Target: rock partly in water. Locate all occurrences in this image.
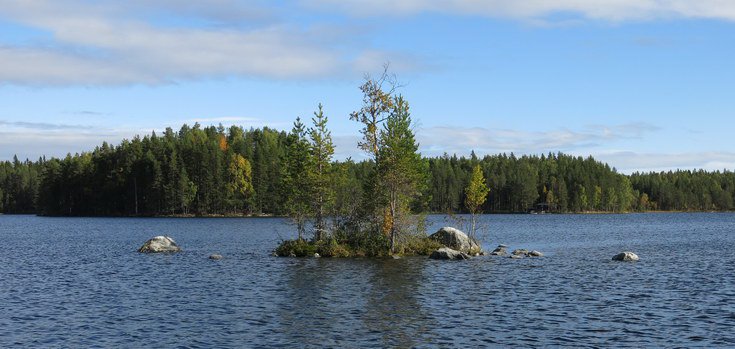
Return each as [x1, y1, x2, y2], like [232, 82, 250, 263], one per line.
[429, 247, 470, 260]
[429, 227, 482, 254]
[138, 236, 181, 253]
[314, 253, 321, 258]
[612, 251, 639, 261]
[209, 254, 223, 260]
[490, 245, 508, 256]
[529, 250, 544, 257]
[509, 254, 523, 259]
[512, 249, 530, 257]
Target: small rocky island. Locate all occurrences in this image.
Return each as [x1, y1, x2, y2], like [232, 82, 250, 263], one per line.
[138, 236, 181, 253]
[612, 251, 639, 261]
[428, 227, 483, 260]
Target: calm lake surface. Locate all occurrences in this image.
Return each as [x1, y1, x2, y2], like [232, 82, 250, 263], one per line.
[1, 213, 734, 348]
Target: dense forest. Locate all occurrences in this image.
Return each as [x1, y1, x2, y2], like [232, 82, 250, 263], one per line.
[1, 125, 734, 216]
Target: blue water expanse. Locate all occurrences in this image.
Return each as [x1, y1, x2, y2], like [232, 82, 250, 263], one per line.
[1, 213, 734, 347]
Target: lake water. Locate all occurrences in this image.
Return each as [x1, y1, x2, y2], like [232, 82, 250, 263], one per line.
[1, 213, 734, 348]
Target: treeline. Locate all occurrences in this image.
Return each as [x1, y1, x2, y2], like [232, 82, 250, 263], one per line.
[630, 170, 735, 211]
[3, 135, 734, 216]
[36, 125, 285, 216]
[430, 152, 637, 213]
[0, 156, 40, 214]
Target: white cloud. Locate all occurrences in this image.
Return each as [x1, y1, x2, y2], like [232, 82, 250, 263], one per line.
[408, 122, 735, 173]
[592, 151, 735, 173]
[0, 128, 143, 160]
[0, 0, 416, 85]
[304, 0, 735, 22]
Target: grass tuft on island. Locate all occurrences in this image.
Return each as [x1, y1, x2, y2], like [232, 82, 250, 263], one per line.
[275, 235, 444, 258]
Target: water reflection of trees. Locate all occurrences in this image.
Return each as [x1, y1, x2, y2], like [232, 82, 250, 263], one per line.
[276, 258, 339, 347]
[362, 257, 436, 348]
[276, 257, 436, 348]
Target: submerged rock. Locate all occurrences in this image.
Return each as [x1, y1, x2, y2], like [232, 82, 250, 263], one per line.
[429, 227, 482, 254]
[138, 236, 181, 253]
[429, 247, 470, 260]
[509, 254, 523, 259]
[209, 254, 223, 260]
[612, 251, 639, 262]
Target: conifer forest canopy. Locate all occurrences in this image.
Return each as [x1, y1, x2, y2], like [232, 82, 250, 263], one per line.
[1, 123, 734, 216]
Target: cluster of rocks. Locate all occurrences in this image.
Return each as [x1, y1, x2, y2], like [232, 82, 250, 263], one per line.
[488, 244, 543, 259]
[426, 227, 550, 261]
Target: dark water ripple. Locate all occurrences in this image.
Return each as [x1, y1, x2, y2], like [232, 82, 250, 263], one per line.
[1, 213, 734, 347]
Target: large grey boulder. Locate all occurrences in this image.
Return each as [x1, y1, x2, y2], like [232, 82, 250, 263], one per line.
[429, 227, 482, 254]
[429, 247, 470, 260]
[138, 236, 181, 253]
[612, 251, 639, 261]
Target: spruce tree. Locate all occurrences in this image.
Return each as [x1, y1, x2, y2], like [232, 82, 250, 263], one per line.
[308, 104, 335, 241]
[377, 96, 426, 253]
[283, 117, 313, 240]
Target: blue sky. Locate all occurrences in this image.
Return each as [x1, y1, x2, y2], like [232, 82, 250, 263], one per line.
[1, 0, 734, 173]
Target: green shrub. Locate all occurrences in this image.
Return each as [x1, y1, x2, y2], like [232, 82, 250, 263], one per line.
[275, 239, 316, 257]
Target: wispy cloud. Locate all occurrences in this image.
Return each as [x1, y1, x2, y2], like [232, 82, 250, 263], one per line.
[416, 122, 660, 156]
[304, 0, 735, 22]
[62, 110, 112, 117]
[0, 120, 93, 130]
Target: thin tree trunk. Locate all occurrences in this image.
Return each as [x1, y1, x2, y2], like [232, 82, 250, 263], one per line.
[134, 177, 138, 215]
[389, 191, 396, 254]
[470, 213, 476, 240]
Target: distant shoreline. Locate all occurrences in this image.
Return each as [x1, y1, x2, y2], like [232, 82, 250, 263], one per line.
[2, 210, 732, 218]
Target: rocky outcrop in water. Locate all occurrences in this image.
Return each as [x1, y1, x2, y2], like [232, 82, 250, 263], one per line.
[512, 248, 529, 256]
[209, 254, 223, 260]
[138, 236, 181, 253]
[490, 244, 508, 256]
[612, 251, 639, 261]
[429, 227, 482, 254]
[503, 248, 543, 258]
[429, 247, 470, 260]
